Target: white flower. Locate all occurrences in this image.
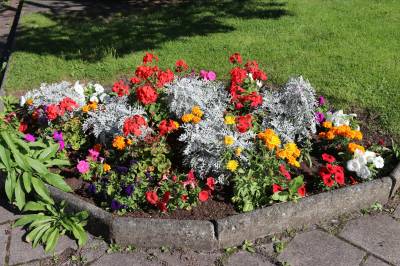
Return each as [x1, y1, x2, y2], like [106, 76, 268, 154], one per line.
[90, 95, 99, 103]
[99, 93, 110, 103]
[347, 159, 361, 173]
[20, 96, 26, 107]
[373, 156, 384, 169]
[326, 110, 357, 127]
[73, 81, 85, 96]
[248, 73, 254, 81]
[364, 150, 376, 163]
[94, 84, 104, 94]
[256, 80, 263, 88]
[359, 165, 371, 179]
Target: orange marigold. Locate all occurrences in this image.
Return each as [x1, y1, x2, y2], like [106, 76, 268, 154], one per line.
[348, 142, 365, 153]
[112, 136, 126, 150]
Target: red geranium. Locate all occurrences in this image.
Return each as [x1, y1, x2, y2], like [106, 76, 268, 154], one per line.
[272, 184, 283, 193]
[298, 184, 306, 197]
[123, 115, 147, 136]
[175, 59, 189, 72]
[239, 92, 263, 108]
[206, 177, 215, 191]
[156, 69, 174, 88]
[158, 119, 178, 136]
[46, 104, 60, 121]
[198, 190, 209, 202]
[146, 191, 158, 205]
[182, 170, 197, 189]
[229, 53, 242, 64]
[230, 67, 247, 85]
[112, 80, 130, 97]
[130, 76, 141, 84]
[236, 114, 252, 133]
[319, 163, 345, 187]
[135, 65, 154, 80]
[59, 97, 78, 114]
[321, 153, 336, 163]
[157, 201, 167, 212]
[18, 122, 28, 133]
[136, 85, 158, 105]
[143, 52, 158, 64]
[244, 60, 259, 73]
[279, 164, 291, 180]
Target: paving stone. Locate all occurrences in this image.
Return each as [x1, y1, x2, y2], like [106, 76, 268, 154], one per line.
[1, 223, 10, 266]
[0, 201, 20, 224]
[255, 242, 275, 258]
[91, 252, 162, 266]
[8, 226, 77, 265]
[393, 205, 400, 219]
[277, 230, 365, 266]
[153, 249, 221, 266]
[79, 235, 108, 263]
[363, 255, 390, 266]
[339, 214, 400, 265]
[227, 251, 275, 266]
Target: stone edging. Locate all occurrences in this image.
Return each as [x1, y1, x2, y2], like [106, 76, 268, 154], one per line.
[43, 162, 400, 251]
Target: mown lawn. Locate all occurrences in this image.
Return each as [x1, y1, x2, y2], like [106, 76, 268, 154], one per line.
[4, 0, 400, 137]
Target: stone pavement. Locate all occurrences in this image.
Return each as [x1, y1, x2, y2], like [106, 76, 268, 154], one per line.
[1, 194, 400, 266]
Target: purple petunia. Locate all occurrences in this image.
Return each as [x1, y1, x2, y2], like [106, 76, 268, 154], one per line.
[318, 96, 325, 106]
[24, 134, 36, 142]
[123, 184, 135, 196]
[53, 130, 65, 151]
[315, 112, 325, 124]
[111, 199, 122, 211]
[87, 183, 96, 194]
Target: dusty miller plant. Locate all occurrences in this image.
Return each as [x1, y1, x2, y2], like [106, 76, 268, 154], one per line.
[259, 76, 317, 144]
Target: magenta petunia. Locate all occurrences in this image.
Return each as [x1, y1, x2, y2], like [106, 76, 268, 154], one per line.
[77, 160, 90, 174]
[88, 149, 99, 161]
[24, 134, 36, 142]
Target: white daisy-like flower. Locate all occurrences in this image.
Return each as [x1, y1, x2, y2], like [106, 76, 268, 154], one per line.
[90, 95, 99, 103]
[373, 156, 384, 169]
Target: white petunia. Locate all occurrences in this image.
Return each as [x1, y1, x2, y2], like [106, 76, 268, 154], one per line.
[326, 110, 357, 127]
[373, 156, 384, 169]
[94, 84, 104, 94]
[99, 93, 110, 103]
[364, 150, 376, 163]
[90, 95, 99, 103]
[359, 165, 371, 179]
[347, 159, 361, 173]
[20, 96, 26, 107]
[73, 81, 85, 96]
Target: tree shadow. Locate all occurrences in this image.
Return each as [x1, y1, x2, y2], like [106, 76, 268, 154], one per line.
[15, 0, 292, 62]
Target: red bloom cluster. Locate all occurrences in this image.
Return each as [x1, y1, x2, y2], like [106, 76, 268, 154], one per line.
[229, 52, 242, 64]
[235, 114, 252, 133]
[146, 190, 171, 212]
[199, 177, 216, 202]
[143, 52, 158, 64]
[123, 115, 147, 136]
[46, 104, 61, 121]
[279, 164, 291, 180]
[112, 80, 130, 97]
[319, 163, 345, 187]
[156, 69, 174, 88]
[175, 59, 189, 72]
[158, 119, 178, 136]
[136, 85, 158, 105]
[59, 97, 78, 114]
[19, 122, 28, 133]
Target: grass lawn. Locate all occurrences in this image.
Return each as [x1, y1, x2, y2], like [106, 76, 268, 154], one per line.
[4, 0, 400, 137]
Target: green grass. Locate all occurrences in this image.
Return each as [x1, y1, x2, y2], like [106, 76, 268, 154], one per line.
[4, 0, 400, 137]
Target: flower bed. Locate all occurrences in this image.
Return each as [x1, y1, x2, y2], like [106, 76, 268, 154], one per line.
[1, 52, 399, 223]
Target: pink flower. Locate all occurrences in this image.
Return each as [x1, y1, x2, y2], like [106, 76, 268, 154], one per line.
[24, 134, 36, 142]
[77, 160, 90, 174]
[200, 70, 216, 81]
[87, 149, 99, 161]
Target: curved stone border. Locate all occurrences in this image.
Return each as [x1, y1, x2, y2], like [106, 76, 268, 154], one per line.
[42, 162, 400, 251]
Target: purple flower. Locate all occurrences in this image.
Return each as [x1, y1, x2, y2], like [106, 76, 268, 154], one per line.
[318, 96, 325, 106]
[77, 160, 90, 174]
[315, 112, 325, 123]
[58, 140, 65, 151]
[123, 184, 134, 196]
[87, 183, 96, 194]
[129, 159, 138, 165]
[53, 131, 63, 142]
[111, 199, 122, 211]
[24, 134, 36, 142]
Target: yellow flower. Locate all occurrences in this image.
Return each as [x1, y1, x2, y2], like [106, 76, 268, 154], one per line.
[322, 121, 332, 129]
[181, 113, 194, 123]
[126, 139, 133, 145]
[276, 148, 288, 159]
[326, 131, 335, 140]
[103, 163, 111, 172]
[354, 130, 363, 140]
[173, 121, 180, 129]
[348, 142, 365, 153]
[82, 105, 90, 113]
[224, 136, 235, 146]
[191, 106, 203, 118]
[235, 147, 242, 156]
[224, 115, 236, 125]
[284, 143, 301, 158]
[112, 136, 126, 150]
[192, 116, 202, 124]
[226, 160, 239, 172]
[26, 99, 33, 105]
[288, 156, 300, 168]
[258, 129, 281, 150]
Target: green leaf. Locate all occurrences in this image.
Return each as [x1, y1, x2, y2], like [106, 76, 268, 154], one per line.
[23, 201, 46, 212]
[14, 214, 46, 227]
[71, 223, 87, 247]
[26, 157, 48, 175]
[42, 173, 72, 192]
[0, 143, 11, 170]
[31, 177, 54, 204]
[44, 159, 70, 167]
[289, 176, 304, 195]
[14, 178, 26, 210]
[26, 223, 48, 243]
[22, 172, 32, 193]
[5, 173, 14, 201]
[12, 150, 31, 172]
[32, 224, 52, 248]
[38, 144, 59, 161]
[45, 229, 60, 253]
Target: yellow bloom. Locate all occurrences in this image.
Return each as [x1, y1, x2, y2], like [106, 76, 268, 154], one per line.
[258, 129, 281, 150]
[224, 115, 236, 125]
[348, 142, 365, 153]
[103, 163, 111, 172]
[354, 130, 363, 140]
[235, 147, 242, 156]
[288, 156, 300, 168]
[192, 116, 202, 124]
[173, 121, 180, 129]
[226, 160, 239, 172]
[112, 136, 126, 150]
[191, 106, 203, 118]
[181, 113, 194, 123]
[322, 121, 332, 129]
[82, 105, 90, 113]
[89, 101, 98, 110]
[224, 136, 235, 146]
[284, 143, 301, 158]
[126, 139, 133, 145]
[276, 148, 288, 159]
[26, 99, 33, 105]
[326, 131, 335, 140]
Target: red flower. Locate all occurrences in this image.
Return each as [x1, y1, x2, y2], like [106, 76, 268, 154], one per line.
[298, 184, 306, 197]
[253, 69, 267, 81]
[46, 104, 60, 121]
[321, 153, 336, 163]
[135, 65, 154, 80]
[136, 85, 158, 105]
[123, 115, 147, 136]
[279, 164, 291, 180]
[244, 60, 259, 73]
[235, 102, 244, 110]
[182, 169, 197, 189]
[156, 69, 174, 88]
[378, 139, 385, 146]
[240, 92, 263, 108]
[206, 177, 215, 191]
[229, 53, 242, 64]
[143, 52, 158, 64]
[162, 191, 171, 203]
[175, 59, 189, 72]
[236, 114, 252, 133]
[158, 119, 178, 136]
[146, 191, 158, 205]
[59, 97, 78, 114]
[333, 166, 345, 185]
[230, 67, 247, 84]
[112, 80, 130, 97]
[157, 201, 167, 212]
[272, 184, 283, 193]
[323, 177, 334, 187]
[198, 190, 209, 202]
[18, 122, 28, 133]
[349, 176, 358, 185]
[181, 194, 188, 202]
[130, 76, 141, 84]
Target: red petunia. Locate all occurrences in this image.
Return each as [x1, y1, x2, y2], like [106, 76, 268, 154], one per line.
[143, 52, 158, 64]
[146, 191, 158, 205]
[321, 153, 336, 163]
[229, 53, 242, 64]
[136, 85, 158, 105]
[333, 166, 345, 185]
[297, 184, 306, 197]
[236, 114, 252, 133]
[162, 191, 171, 203]
[18, 122, 28, 133]
[157, 201, 167, 212]
[272, 184, 283, 193]
[46, 104, 60, 121]
[206, 177, 215, 191]
[198, 190, 209, 202]
[123, 115, 147, 136]
[158, 119, 178, 136]
[323, 177, 334, 187]
[112, 80, 130, 97]
[175, 59, 189, 72]
[156, 69, 174, 88]
[279, 164, 291, 180]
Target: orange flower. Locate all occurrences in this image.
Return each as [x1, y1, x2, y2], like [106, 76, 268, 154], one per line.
[103, 163, 111, 172]
[82, 105, 90, 113]
[326, 131, 335, 140]
[192, 116, 202, 124]
[258, 129, 281, 150]
[322, 121, 332, 129]
[348, 142, 365, 153]
[112, 136, 126, 150]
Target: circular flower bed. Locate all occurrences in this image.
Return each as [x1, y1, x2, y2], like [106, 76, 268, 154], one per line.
[3, 52, 398, 220]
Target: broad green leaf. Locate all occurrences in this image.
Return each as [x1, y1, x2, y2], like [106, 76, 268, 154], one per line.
[32, 224, 52, 248]
[14, 214, 46, 227]
[31, 177, 54, 204]
[0, 143, 11, 170]
[45, 229, 60, 253]
[71, 223, 87, 247]
[14, 178, 26, 210]
[23, 201, 46, 212]
[44, 159, 70, 167]
[12, 150, 31, 172]
[26, 157, 48, 175]
[38, 144, 59, 161]
[12, 136, 30, 153]
[22, 172, 32, 193]
[42, 173, 71, 192]
[4, 174, 13, 201]
[0, 131, 17, 150]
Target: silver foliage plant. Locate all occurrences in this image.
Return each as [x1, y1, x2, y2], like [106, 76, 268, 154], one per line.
[260, 76, 317, 144]
[167, 76, 254, 183]
[82, 96, 147, 142]
[20, 81, 87, 108]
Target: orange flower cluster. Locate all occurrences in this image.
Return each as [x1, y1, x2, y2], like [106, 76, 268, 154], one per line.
[276, 143, 301, 168]
[258, 129, 281, 150]
[112, 136, 133, 150]
[181, 106, 204, 124]
[319, 122, 362, 141]
[82, 101, 98, 113]
[348, 142, 365, 153]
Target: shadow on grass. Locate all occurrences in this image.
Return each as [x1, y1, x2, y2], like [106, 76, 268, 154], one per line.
[16, 0, 292, 62]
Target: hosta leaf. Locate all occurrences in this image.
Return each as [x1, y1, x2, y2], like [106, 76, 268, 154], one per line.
[0, 143, 11, 170]
[31, 177, 54, 204]
[45, 229, 60, 253]
[13, 214, 45, 227]
[23, 201, 46, 212]
[22, 172, 32, 193]
[38, 144, 59, 161]
[14, 178, 26, 210]
[42, 173, 71, 192]
[26, 157, 48, 175]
